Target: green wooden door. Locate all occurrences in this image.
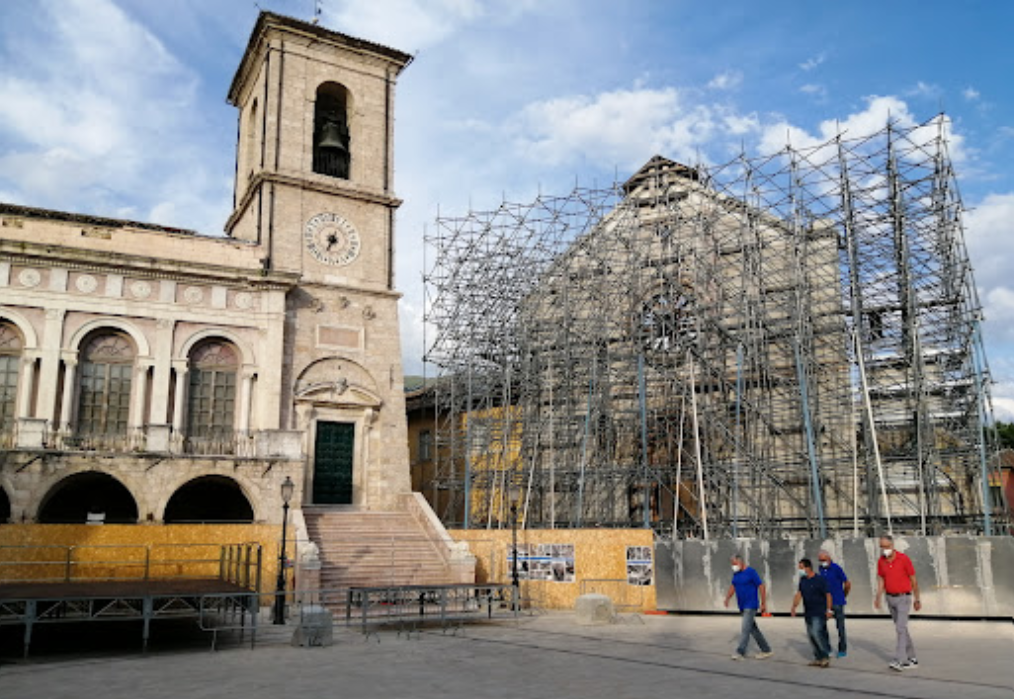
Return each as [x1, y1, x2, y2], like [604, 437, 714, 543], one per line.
[312, 421, 355, 504]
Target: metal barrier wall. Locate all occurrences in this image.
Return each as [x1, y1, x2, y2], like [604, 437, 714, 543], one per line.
[655, 535, 1014, 618]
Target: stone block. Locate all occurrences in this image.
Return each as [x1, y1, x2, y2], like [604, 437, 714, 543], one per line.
[16, 418, 48, 449]
[256, 430, 303, 459]
[575, 593, 615, 625]
[291, 605, 334, 647]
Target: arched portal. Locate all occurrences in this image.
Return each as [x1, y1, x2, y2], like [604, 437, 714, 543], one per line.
[38, 472, 138, 524]
[0, 486, 10, 523]
[163, 476, 254, 523]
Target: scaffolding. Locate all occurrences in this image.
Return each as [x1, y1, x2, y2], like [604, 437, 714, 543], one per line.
[423, 117, 1009, 538]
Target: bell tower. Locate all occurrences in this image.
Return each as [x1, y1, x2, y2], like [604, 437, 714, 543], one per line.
[225, 12, 414, 509]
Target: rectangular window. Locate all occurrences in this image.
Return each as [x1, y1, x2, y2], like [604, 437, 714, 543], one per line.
[0, 355, 19, 429]
[419, 429, 433, 462]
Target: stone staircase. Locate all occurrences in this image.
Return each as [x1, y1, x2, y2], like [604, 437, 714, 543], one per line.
[304, 507, 467, 590]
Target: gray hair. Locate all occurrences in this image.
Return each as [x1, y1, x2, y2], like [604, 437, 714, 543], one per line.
[880, 534, 894, 544]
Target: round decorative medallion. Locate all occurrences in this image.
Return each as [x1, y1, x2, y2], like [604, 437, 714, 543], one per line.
[234, 291, 254, 310]
[304, 212, 361, 266]
[183, 286, 204, 304]
[18, 268, 41, 288]
[76, 274, 98, 293]
[130, 280, 152, 299]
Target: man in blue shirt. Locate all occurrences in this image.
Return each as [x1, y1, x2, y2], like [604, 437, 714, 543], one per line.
[791, 558, 833, 667]
[818, 549, 851, 657]
[723, 554, 773, 661]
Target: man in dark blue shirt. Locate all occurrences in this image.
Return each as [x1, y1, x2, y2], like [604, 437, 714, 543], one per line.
[791, 558, 833, 667]
[723, 554, 773, 661]
[818, 549, 851, 657]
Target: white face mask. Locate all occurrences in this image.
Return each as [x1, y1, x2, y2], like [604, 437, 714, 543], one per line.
[882, 548, 894, 558]
[798, 569, 807, 577]
[820, 561, 829, 568]
[731, 565, 741, 573]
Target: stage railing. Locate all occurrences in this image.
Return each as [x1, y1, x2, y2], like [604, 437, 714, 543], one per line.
[0, 542, 262, 589]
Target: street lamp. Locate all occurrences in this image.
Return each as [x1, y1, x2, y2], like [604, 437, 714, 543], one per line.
[273, 476, 295, 625]
[508, 481, 522, 610]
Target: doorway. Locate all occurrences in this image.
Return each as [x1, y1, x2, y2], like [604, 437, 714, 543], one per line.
[312, 421, 355, 504]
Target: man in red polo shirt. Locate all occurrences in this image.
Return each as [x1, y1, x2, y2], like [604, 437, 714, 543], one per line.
[873, 534, 922, 671]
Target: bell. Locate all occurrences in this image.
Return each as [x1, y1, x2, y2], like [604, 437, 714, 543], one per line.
[317, 122, 347, 152]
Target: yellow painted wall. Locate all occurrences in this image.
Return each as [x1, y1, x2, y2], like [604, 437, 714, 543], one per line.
[0, 524, 284, 591]
[450, 528, 657, 612]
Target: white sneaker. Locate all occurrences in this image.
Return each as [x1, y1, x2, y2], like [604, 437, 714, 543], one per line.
[754, 651, 774, 659]
[731, 653, 746, 660]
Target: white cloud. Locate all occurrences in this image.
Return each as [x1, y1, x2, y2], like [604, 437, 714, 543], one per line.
[799, 83, 827, 99]
[323, 0, 538, 52]
[906, 81, 942, 99]
[965, 193, 1014, 296]
[512, 86, 766, 169]
[707, 71, 742, 91]
[963, 87, 981, 101]
[799, 53, 825, 71]
[0, 0, 229, 234]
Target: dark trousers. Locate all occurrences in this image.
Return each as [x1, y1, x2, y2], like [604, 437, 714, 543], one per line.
[830, 604, 847, 653]
[805, 614, 830, 660]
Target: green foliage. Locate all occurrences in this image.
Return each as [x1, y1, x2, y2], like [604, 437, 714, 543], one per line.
[992, 421, 1014, 450]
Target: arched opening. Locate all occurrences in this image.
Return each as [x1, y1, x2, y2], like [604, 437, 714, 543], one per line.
[76, 330, 136, 438]
[0, 321, 24, 434]
[0, 486, 11, 523]
[313, 82, 351, 179]
[186, 339, 239, 454]
[163, 476, 254, 523]
[244, 98, 259, 176]
[38, 472, 138, 524]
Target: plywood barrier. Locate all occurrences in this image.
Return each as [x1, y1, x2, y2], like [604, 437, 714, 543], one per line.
[0, 524, 285, 591]
[449, 528, 656, 612]
[655, 535, 1014, 619]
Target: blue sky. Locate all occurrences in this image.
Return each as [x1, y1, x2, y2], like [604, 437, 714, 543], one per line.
[0, 0, 1012, 417]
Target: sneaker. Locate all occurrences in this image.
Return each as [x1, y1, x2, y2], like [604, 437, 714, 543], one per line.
[808, 660, 822, 667]
[837, 651, 847, 658]
[754, 651, 774, 660]
[906, 658, 918, 667]
[818, 659, 830, 668]
[731, 653, 746, 661]
[888, 661, 904, 672]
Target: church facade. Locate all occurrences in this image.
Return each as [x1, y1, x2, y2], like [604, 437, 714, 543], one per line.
[0, 12, 417, 531]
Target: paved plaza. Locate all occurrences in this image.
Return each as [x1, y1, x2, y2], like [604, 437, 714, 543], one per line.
[1, 613, 1011, 699]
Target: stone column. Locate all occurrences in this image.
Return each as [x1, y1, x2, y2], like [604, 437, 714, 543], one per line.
[36, 308, 66, 427]
[239, 367, 255, 433]
[171, 362, 189, 434]
[130, 361, 151, 430]
[16, 354, 36, 419]
[59, 357, 78, 432]
[149, 318, 175, 425]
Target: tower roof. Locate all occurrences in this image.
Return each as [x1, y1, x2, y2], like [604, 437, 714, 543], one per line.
[228, 11, 413, 106]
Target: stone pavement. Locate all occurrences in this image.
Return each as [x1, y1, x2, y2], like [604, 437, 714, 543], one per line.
[1, 613, 1011, 699]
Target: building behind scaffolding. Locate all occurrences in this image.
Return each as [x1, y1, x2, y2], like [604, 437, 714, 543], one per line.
[422, 118, 1009, 538]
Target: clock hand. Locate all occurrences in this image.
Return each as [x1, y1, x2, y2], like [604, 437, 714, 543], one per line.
[326, 232, 339, 250]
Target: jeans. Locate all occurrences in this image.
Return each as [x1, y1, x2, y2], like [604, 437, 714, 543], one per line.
[886, 594, 916, 662]
[830, 604, 847, 653]
[805, 614, 831, 660]
[736, 608, 771, 656]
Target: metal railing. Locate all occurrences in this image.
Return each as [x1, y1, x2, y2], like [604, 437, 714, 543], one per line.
[0, 542, 262, 589]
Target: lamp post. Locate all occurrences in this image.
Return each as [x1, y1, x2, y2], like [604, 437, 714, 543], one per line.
[273, 476, 295, 625]
[509, 482, 521, 610]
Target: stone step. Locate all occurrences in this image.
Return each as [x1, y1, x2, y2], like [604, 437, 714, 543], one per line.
[303, 507, 461, 590]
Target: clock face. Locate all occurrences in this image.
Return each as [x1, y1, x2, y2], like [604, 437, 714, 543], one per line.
[304, 213, 361, 266]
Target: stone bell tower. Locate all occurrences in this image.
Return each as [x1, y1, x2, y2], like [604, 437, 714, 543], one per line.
[225, 12, 414, 510]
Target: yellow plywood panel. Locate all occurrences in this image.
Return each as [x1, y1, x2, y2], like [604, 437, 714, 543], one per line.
[449, 528, 656, 612]
[0, 524, 284, 589]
